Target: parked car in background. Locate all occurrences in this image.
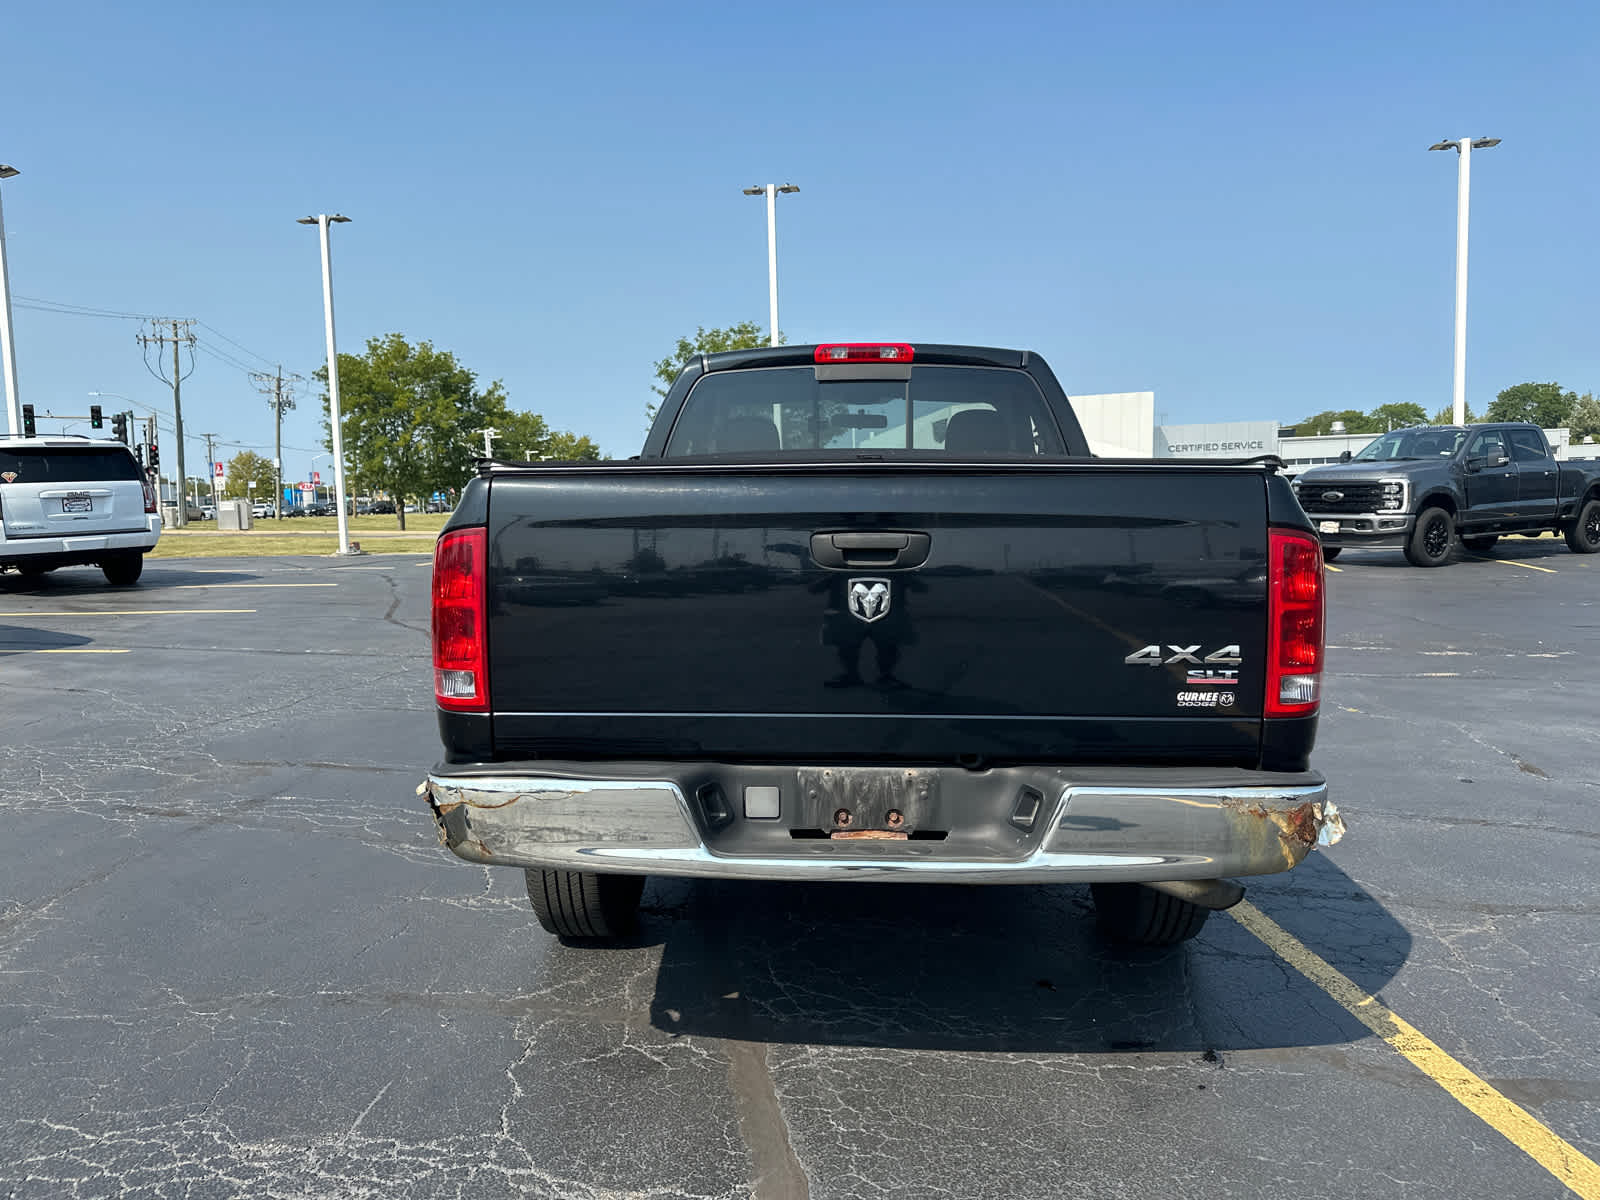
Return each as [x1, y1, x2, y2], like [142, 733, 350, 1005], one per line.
[201, 504, 217, 521]
[1, 436, 161, 584]
[252, 501, 274, 518]
[1292, 422, 1600, 565]
[369, 500, 396, 515]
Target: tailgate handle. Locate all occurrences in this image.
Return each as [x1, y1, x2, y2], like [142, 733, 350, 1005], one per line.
[810, 531, 931, 570]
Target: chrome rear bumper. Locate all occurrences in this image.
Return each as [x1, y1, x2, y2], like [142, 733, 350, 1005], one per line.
[421, 763, 1341, 884]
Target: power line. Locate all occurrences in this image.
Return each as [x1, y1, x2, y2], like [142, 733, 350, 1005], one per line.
[13, 295, 163, 321]
[18, 294, 285, 378]
[193, 341, 262, 376]
[196, 320, 276, 369]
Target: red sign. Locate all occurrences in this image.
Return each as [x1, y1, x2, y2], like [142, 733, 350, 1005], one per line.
[214, 461, 224, 478]
[311, 471, 321, 484]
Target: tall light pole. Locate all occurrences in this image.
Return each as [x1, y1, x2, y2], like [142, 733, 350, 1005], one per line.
[298, 214, 355, 554]
[0, 164, 21, 437]
[1429, 137, 1500, 427]
[742, 183, 799, 347]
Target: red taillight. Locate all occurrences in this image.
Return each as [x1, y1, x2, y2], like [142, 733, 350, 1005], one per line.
[1265, 529, 1324, 717]
[433, 527, 489, 712]
[814, 343, 915, 363]
[143, 479, 158, 514]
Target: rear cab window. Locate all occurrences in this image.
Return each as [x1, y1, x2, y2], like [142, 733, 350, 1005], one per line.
[664, 365, 1067, 457]
[0, 446, 144, 483]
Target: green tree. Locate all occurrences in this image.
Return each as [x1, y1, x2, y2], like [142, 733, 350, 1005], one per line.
[1430, 402, 1479, 424]
[649, 321, 777, 422]
[1568, 392, 1600, 444]
[1368, 402, 1427, 431]
[492, 409, 603, 462]
[221, 451, 275, 502]
[540, 430, 602, 461]
[1294, 409, 1381, 436]
[318, 334, 508, 530]
[1485, 382, 1577, 428]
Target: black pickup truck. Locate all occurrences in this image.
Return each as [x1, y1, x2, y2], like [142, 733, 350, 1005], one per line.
[1291, 422, 1600, 566]
[421, 343, 1343, 947]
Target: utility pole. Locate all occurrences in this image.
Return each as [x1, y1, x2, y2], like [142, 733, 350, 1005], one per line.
[201, 432, 219, 511]
[251, 365, 299, 519]
[136, 319, 196, 526]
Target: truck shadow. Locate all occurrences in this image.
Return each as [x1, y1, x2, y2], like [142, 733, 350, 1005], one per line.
[1335, 536, 1573, 569]
[645, 854, 1402, 1054]
[0, 564, 261, 591]
[0, 624, 95, 652]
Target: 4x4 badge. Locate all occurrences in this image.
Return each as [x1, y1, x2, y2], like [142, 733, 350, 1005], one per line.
[847, 578, 891, 623]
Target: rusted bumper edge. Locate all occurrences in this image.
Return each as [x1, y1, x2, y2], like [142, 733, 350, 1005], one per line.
[418, 766, 1342, 885]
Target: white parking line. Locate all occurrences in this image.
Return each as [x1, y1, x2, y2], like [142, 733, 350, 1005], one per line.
[169, 583, 338, 589]
[19, 609, 257, 617]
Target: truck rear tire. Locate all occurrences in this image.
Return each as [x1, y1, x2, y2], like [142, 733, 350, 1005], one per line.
[1404, 507, 1454, 567]
[1461, 534, 1499, 553]
[1566, 499, 1600, 554]
[101, 551, 144, 586]
[1091, 883, 1210, 946]
[525, 868, 644, 940]
[1320, 546, 1341, 562]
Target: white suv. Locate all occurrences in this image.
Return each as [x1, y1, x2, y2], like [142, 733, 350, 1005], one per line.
[0, 437, 162, 585]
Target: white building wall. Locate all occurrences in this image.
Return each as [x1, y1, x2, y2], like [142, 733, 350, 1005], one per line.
[1069, 391, 1154, 457]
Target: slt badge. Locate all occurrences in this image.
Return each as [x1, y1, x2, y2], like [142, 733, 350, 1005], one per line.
[847, 578, 892, 623]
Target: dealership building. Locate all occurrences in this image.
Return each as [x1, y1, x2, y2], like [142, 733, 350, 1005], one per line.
[1071, 394, 1593, 469]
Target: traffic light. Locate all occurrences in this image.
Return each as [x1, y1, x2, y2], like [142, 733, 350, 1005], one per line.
[90, 404, 103, 429]
[134, 444, 145, 468]
[21, 404, 35, 437]
[112, 412, 128, 443]
[148, 441, 159, 470]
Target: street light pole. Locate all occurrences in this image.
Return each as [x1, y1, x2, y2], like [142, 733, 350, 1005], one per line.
[1429, 137, 1500, 427]
[0, 164, 21, 437]
[299, 214, 354, 554]
[743, 183, 799, 347]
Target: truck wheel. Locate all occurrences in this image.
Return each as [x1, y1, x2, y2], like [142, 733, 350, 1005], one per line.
[1320, 546, 1342, 562]
[1565, 499, 1600, 554]
[525, 869, 644, 940]
[1461, 534, 1499, 553]
[101, 552, 144, 586]
[1091, 883, 1209, 946]
[1403, 507, 1454, 567]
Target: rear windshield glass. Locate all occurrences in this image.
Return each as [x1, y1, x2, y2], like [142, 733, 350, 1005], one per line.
[0, 447, 143, 483]
[664, 365, 1066, 456]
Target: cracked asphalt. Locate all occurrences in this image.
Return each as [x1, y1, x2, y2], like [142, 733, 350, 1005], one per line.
[1, 543, 1596, 1199]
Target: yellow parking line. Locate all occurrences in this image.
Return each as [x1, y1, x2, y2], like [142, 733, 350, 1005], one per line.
[18, 609, 257, 617]
[1231, 901, 1600, 1199]
[169, 583, 337, 589]
[1324, 563, 1343, 573]
[1491, 559, 1558, 575]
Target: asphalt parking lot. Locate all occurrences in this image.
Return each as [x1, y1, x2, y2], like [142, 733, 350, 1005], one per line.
[1, 542, 1596, 1200]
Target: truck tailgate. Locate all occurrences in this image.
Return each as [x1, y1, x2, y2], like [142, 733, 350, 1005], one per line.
[486, 463, 1273, 766]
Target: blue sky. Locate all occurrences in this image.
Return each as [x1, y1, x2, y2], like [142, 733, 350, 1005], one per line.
[3, 0, 1596, 475]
